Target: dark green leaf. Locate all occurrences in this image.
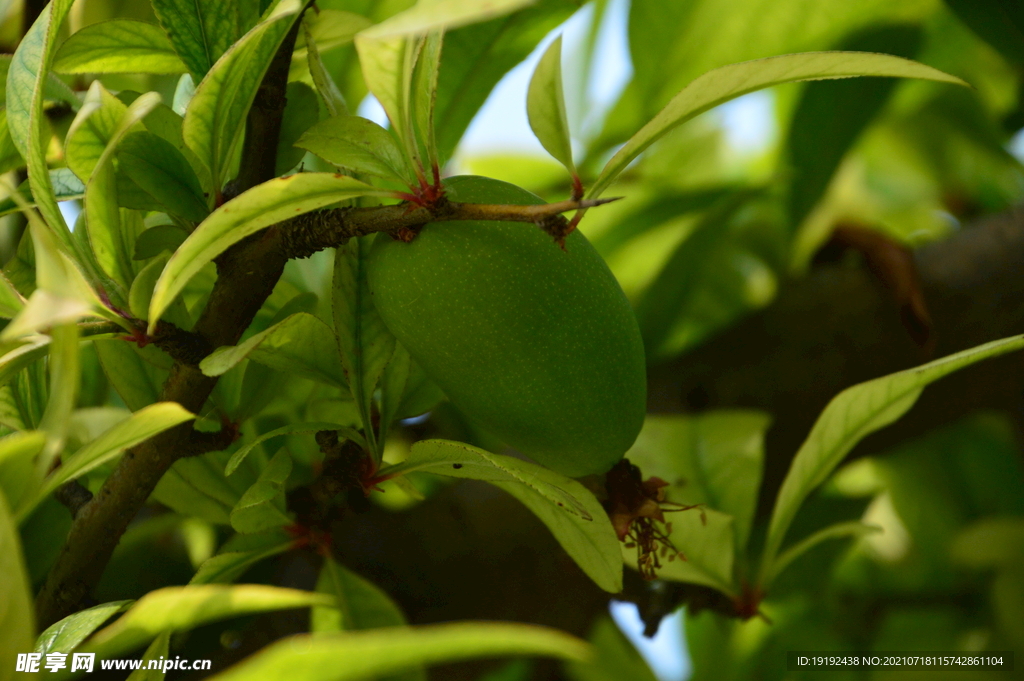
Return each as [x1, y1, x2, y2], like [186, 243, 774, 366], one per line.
[276, 82, 320, 175]
[230, 449, 292, 534]
[152, 0, 261, 82]
[945, 0, 1024, 66]
[117, 131, 209, 222]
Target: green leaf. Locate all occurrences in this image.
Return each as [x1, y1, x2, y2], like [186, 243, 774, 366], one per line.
[230, 449, 293, 534]
[353, 35, 420, 171]
[224, 422, 365, 476]
[35, 601, 133, 655]
[359, 0, 536, 39]
[296, 116, 413, 182]
[786, 25, 923, 231]
[205, 622, 590, 681]
[0, 488, 33, 675]
[190, 532, 295, 584]
[5, 0, 76, 245]
[133, 224, 190, 261]
[117, 131, 210, 222]
[303, 15, 348, 117]
[0, 431, 46, 511]
[565, 616, 658, 681]
[0, 340, 50, 395]
[182, 0, 304, 190]
[587, 52, 970, 200]
[334, 236, 397, 457]
[53, 20, 187, 74]
[152, 456, 243, 525]
[201, 312, 346, 387]
[0, 169, 85, 219]
[0, 289, 93, 341]
[765, 521, 880, 585]
[126, 630, 171, 681]
[65, 82, 128, 181]
[625, 411, 770, 554]
[527, 36, 574, 175]
[82, 585, 334, 662]
[21, 402, 195, 520]
[152, 0, 257, 82]
[945, 0, 1024, 67]
[378, 343, 411, 442]
[36, 324, 80, 478]
[0, 271, 25, 319]
[433, 2, 577, 161]
[381, 439, 622, 593]
[276, 82, 320, 175]
[313, 557, 409, 632]
[94, 339, 161, 411]
[148, 173, 389, 331]
[84, 90, 163, 294]
[0, 54, 78, 110]
[759, 333, 1024, 588]
[412, 30, 443, 172]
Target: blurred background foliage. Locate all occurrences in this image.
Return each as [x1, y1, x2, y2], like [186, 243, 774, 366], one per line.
[3, 0, 1024, 679]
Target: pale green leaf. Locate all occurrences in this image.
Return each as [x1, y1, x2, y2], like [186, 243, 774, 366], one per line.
[296, 116, 412, 182]
[0, 339, 50, 394]
[0, 488, 33, 676]
[0, 54, 77, 110]
[201, 312, 346, 387]
[0, 431, 46, 512]
[36, 324, 80, 480]
[224, 422, 365, 476]
[126, 631, 171, 681]
[413, 30, 443, 171]
[21, 402, 194, 521]
[230, 449, 292, 534]
[182, 0, 304, 190]
[759, 333, 1024, 587]
[206, 623, 590, 681]
[0, 169, 85, 219]
[190, 533, 295, 585]
[0, 289, 94, 341]
[353, 35, 417, 166]
[0, 272, 26, 319]
[765, 521, 880, 585]
[5, 0, 75, 245]
[53, 20, 187, 74]
[35, 601, 133, 655]
[334, 237, 396, 456]
[65, 81, 127, 181]
[359, 0, 536, 39]
[381, 439, 622, 592]
[82, 585, 334, 662]
[526, 36, 574, 174]
[313, 557, 408, 632]
[587, 52, 970, 200]
[148, 173, 389, 332]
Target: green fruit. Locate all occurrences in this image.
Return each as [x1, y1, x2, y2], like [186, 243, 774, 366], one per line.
[367, 176, 646, 477]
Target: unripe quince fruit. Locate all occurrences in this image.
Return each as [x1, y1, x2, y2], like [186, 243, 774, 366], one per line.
[367, 176, 646, 477]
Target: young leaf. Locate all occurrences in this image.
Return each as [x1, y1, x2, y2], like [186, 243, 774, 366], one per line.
[0, 289, 93, 341]
[126, 630, 171, 681]
[151, 0, 256, 82]
[334, 236, 397, 457]
[358, 0, 536, 40]
[148, 173, 390, 331]
[22, 402, 195, 520]
[52, 20, 187, 74]
[82, 585, 334, 662]
[303, 16, 348, 116]
[5, 0, 75, 245]
[0, 488, 33, 674]
[764, 521, 880, 586]
[758, 333, 1024, 587]
[230, 449, 293, 534]
[224, 422, 365, 476]
[35, 600, 133, 655]
[412, 30, 443, 173]
[117, 131, 210, 222]
[205, 623, 590, 681]
[527, 36, 575, 175]
[380, 439, 622, 593]
[587, 52, 970, 200]
[313, 557, 409, 633]
[352, 35, 420, 176]
[201, 312, 347, 388]
[182, 0, 304, 191]
[190, 531, 295, 584]
[296, 116, 413, 183]
[0, 431, 46, 511]
[84, 91, 163, 294]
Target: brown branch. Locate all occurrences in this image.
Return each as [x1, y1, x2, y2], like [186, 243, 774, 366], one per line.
[53, 481, 93, 520]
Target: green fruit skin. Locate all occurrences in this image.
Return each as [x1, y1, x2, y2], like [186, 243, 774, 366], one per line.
[367, 176, 646, 477]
